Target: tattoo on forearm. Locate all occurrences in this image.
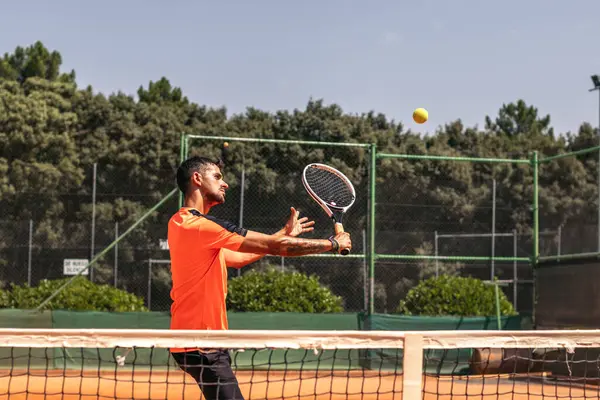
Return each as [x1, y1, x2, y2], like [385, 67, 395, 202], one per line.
[281, 238, 329, 256]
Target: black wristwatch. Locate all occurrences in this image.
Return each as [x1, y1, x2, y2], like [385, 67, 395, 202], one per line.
[328, 236, 340, 253]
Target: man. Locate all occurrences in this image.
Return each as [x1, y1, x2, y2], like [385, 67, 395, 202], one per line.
[168, 156, 351, 400]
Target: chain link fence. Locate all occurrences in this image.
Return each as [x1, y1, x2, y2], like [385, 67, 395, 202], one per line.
[538, 149, 600, 258]
[534, 146, 600, 328]
[373, 154, 540, 314]
[3, 138, 600, 317]
[0, 219, 170, 311]
[183, 137, 370, 313]
[0, 220, 369, 313]
[1, 138, 371, 312]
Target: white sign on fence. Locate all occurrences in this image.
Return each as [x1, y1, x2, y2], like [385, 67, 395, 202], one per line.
[159, 239, 169, 250]
[63, 259, 89, 276]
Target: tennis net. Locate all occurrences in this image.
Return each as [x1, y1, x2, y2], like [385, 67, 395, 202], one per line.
[1, 328, 600, 399]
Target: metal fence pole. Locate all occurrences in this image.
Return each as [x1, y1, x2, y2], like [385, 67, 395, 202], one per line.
[238, 165, 245, 277]
[532, 151, 539, 263]
[28, 219, 33, 286]
[434, 231, 439, 277]
[491, 179, 496, 281]
[114, 222, 118, 288]
[362, 229, 367, 311]
[513, 229, 517, 310]
[531, 151, 539, 327]
[597, 87, 600, 252]
[90, 163, 97, 283]
[557, 225, 561, 257]
[147, 259, 152, 310]
[368, 143, 377, 315]
[178, 133, 185, 209]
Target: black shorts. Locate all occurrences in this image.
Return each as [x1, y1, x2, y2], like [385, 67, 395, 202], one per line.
[171, 350, 245, 400]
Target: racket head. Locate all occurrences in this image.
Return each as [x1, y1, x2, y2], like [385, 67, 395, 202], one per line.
[301, 163, 356, 222]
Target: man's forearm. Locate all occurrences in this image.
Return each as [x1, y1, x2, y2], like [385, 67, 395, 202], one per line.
[279, 237, 332, 256]
[236, 231, 336, 257]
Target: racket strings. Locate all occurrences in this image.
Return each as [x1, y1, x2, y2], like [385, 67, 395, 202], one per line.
[304, 168, 354, 207]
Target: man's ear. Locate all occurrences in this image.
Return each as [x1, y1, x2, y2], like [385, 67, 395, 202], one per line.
[192, 170, 203, 187]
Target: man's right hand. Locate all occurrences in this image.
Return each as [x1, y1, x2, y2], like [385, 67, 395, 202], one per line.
[332, 232, 352, 254]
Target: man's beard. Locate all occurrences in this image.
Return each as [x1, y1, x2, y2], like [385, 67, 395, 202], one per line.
[206, 191, 225, 204]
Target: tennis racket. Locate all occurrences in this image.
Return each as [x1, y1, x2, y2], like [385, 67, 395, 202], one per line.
[302, 163, 356, 255]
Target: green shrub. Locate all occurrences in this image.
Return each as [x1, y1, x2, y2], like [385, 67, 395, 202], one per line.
[3, 277, 148, 312]
[396, 275, 517, 317]
[227, 267, 343, 313]
[0, 288, 9, 308]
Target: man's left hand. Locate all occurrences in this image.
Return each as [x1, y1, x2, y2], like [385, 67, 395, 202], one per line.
[285, 207, 315, 237]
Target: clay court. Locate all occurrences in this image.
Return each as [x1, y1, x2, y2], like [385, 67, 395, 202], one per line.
[2, 369, 600, 399]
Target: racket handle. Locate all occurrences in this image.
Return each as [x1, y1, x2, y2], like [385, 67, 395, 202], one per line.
[334, 223, 350, 255]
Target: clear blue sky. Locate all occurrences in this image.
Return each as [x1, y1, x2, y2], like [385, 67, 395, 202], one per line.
[2, 0, 600, 135]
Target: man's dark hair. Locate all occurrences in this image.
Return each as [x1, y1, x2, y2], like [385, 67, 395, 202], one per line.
[176, 156, 225, 194]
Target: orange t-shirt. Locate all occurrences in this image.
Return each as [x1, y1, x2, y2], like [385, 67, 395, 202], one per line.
[167, 207, 247, 347]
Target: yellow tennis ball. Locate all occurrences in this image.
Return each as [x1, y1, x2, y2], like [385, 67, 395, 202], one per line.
[413, 108, 428, 124]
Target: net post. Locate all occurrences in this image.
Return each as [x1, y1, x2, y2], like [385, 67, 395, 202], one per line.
[402, 333, 423, 399]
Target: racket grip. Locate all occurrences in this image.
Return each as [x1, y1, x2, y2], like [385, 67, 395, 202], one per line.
[334, 223, 350, 255]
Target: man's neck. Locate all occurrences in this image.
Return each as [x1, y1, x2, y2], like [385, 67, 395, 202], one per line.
[183, 192, 211, 214]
